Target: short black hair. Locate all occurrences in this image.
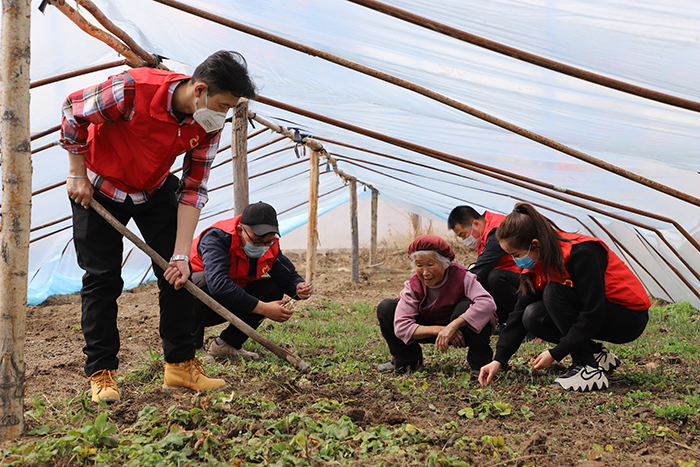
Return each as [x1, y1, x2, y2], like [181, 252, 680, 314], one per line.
[192, 50, 257, 99]
[447, 205, 483, 230]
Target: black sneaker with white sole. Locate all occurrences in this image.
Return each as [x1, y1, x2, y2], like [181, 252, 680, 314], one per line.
[554, 364, 608, 392]
[594, 347, 621, 373]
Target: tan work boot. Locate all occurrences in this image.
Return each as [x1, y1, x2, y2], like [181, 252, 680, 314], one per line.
[90, 369, 120, 403]
[163, 357, 227, 391]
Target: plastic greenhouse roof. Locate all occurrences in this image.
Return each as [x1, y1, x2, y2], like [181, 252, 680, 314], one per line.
[7, 0, 700, 306]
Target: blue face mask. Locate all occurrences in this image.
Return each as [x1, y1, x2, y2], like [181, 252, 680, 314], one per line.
[512, 244, 538, 269]
[243, 242, 270, 258]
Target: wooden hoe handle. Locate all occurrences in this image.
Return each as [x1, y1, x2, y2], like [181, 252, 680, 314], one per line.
[88, 198, 311, 374]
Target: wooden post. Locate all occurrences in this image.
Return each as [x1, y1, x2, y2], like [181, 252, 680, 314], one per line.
[412, 213, 421, 237]
[306, 149, 320, 283]
[0, 0, 31, 440]
[369, 188, 378, 265]
[349, 179, 359, 283]
[232, 99, 249, 215]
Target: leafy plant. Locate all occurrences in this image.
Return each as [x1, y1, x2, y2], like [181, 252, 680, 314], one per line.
[656, 403, 698, 422]
[459, 401, 512, 419]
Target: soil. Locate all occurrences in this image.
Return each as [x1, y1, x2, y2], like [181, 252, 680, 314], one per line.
[19, 246, 700, 466]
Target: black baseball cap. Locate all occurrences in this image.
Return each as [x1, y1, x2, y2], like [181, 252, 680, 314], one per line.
[240, 201, 280, 237]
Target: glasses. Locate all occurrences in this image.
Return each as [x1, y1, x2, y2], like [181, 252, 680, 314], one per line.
[242, 226, 277, 247]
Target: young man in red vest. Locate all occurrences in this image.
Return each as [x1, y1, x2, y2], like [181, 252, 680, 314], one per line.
[190, 202, 313, 360]
[447, 206, 521, 332]
[61, 51, 257, 403]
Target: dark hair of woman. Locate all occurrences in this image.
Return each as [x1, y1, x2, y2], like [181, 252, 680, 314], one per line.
[496, 203, 569, 294]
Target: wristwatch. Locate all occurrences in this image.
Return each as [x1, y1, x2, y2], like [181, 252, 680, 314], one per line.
[169, 255, 190, 263]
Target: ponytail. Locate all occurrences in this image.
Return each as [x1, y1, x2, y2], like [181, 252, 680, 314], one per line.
[497, 203, 568, 294]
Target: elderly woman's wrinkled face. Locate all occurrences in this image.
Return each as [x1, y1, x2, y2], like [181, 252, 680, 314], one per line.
[413, 252, 447, 287]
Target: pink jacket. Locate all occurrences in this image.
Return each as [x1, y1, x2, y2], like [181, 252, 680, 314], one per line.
[394, 264, 497, 345]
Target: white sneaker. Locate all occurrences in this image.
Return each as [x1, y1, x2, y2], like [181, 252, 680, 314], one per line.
[594, 347, 621, 373]
[554, 364, 608, 392]
[208, 339, 259, 360]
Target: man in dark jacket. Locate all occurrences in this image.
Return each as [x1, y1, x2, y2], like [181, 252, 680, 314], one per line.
[448, 206, 521, 330]
[190, 202, 313, 360]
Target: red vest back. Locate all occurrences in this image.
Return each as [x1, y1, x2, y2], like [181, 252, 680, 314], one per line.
[525, 232, 650, 311]
[190, 216, 280, 288]
[86, 68, 213, 193]
[409, 263, 474, 322]
[477, 211, 520, 273]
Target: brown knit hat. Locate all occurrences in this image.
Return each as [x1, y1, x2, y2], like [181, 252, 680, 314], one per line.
[407, 234, 455, 261]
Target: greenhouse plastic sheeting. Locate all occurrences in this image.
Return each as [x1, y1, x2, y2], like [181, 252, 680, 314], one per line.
[2, 0, 699, 305]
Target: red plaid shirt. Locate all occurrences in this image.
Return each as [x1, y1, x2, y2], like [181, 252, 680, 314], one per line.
[61, 72, 221, 209]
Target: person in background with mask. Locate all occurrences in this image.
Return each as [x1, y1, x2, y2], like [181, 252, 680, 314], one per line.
[447, 206, 521, 331]
[62, 50, 257, 403]
[190, 202, 313, 361]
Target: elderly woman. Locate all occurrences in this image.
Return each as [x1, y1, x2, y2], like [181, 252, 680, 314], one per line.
[376, 234, 497, 373]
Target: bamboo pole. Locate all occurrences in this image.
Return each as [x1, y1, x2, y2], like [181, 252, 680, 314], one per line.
[370, 188, 378, 266]
[88, 199, 311, 373]
[232, 99, 249, 215]
[75, 0, 161, 68]
[349, 178, 359, 283]
[46, 0, 147, 67]
[30, 124, 60, 141]
[0, 0, 31, 440]
[306, 149, 320, 283]
[30, 60, 126, 89]
[412, 213, 421, 238]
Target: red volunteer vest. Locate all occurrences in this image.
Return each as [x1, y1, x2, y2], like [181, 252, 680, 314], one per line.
[476, 211, 520, 273]
[409, 263, 490, 325]
[523, 232, 650, 311]
[190, 216, 280, 288]
[86, 68, 214, 193]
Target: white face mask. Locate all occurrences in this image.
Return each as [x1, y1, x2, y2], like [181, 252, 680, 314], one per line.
[462, 223, 481, 249]
[462, 233, 479, 249]
[193, 92, 227, 133]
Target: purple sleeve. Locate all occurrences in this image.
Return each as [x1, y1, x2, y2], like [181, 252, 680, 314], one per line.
[457, 271, 497, 333]
[394, 279, 422, 345]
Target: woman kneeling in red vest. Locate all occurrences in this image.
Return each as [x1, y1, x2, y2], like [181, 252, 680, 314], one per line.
[376, 234, 497, 374]
[478, 203, 650, 392]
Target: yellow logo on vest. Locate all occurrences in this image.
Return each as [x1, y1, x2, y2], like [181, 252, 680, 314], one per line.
[189, 135, 200, 149]
[262, 265, 270, 275]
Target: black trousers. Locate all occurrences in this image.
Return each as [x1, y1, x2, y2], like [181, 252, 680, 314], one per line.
[484, 268, 520, 324]
[71, 175, 196, 376]
[192, 272, 283, 349]
[522, 282, 649, 366]
[376, 298, 493, 371]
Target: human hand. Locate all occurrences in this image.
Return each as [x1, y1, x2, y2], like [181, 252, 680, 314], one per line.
[296, 282, 313, 300]
[436, 323, 461, 352]
[530, 350, 554, 370]
[449, 328, 465, 347]
[164, 259, 190, 290]
[258, 301, 294, 322]
[67, 177, 93, 209]
[478, 361, 502, 386]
